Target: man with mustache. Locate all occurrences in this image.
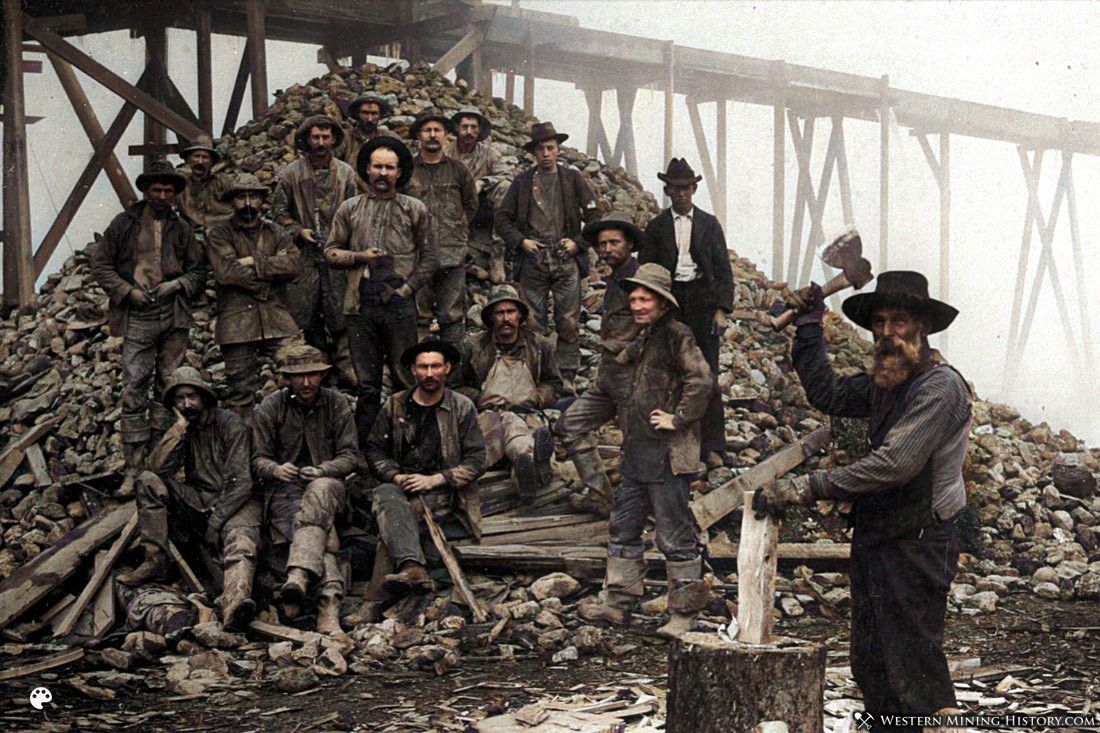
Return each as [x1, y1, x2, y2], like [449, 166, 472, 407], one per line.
[324, 137, 439, 444]
[446, 107, 509, 284]
[117, 367, 261, 632]
[206, 173, 301, 417]
[405, 109, 477, 344]
[273, 115, 358, 388]
[251, 345, 360, 640]
[363, 340, 485, 594]
[756, 271, 971, 729]
[89, 161, 206, 496]
[453, 285, 561, 505]
[341, 93, 399, 169]
[175, 135, 233, 241]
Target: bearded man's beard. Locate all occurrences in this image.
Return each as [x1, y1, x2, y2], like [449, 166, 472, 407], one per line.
[870, 336, 927, 389]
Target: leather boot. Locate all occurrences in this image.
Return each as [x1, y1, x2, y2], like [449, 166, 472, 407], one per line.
[533, 427, 555, 492]
[118, 442, 147, 500]
[568, 449, 612, 517]
[656, 557, 709, 640]
[488, 256, 506, 285]
[578, 590, 635, 626]
[315, 593, 351, 644]
[280, 567, 310, 619]
[383, 561, 433, 595]
[117, 542, 167, 586]
[512, 452, 539, 505]
[581, 556, 645, 625]
[220, 559, 257, 632]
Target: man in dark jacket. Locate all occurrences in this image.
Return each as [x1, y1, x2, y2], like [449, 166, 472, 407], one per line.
[252, 345, 360, 639]
[175, 135, 233, 239]
[639, 158, 734, 468]
[557, 264, 713, 638]
[89, 161, 206, 493]
[495, 122, 599, 392]
[117, 367, 261, 631]
[756, 271, 971, 730]
[341, 93, 399, 169]
[364, 340, 486, 593]
[206, 173, 301, 417]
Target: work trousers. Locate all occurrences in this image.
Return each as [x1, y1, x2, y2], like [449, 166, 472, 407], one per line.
[849, 519, 960, 731]
[286, 263, 355, 389]
[468, 226, 506, 281]
[607, 466, 699, 563]
[670, 280, 725, 456]
[518, 255, 581, 374]
[415, 265, 467, 344]
[371, 483, 470, 585]
[345, 298, 417, 442]
[220, 336, 296, 418]
[268, 478, 348, 597]
[120, 302, 189, 444]
[479, 410, 541, 467]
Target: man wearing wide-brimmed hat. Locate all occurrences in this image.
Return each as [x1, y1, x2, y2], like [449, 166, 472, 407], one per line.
[273, 114, 359, 388]
[446, 106, 509, 283]
[405, 108, 477, 344]
[640, 158, 735, 470]
[496, 121, 599, 392]
[117, 366, 261, 631]
[453, 285, 561, 505]
[175, 134, 233, 237]
[251, 344, 359, 640]
[757, 271, 971, 724]
[324, 136, 440, 443]
[341, 92, 400, 168]
[206, 173, 302, 417]
[363, 339, 485, 595]
[557, 263, 714, 639]
[89, 160, 206, 496]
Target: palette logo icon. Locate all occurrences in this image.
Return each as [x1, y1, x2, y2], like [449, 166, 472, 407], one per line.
[852, 711, 874, 730]
[29, 687, 52, 710]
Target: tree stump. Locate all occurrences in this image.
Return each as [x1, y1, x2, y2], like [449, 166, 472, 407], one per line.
[667, 632, 826, 733]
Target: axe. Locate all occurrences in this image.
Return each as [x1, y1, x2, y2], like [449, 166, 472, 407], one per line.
[771, 227, 873, 330]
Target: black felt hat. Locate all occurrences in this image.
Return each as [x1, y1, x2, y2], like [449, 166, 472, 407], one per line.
[400, 339, 462, 369]
[842, 271, 958, 334]
[357, 136, 414, 189]
[136, 160, 187, 193]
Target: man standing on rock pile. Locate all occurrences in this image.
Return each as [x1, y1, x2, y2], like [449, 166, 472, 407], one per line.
[405, 108, 478, 344]
[640, 159, 734, 470]
[496, 122, 600, 394]
[252, 345, 360, 641]
[453, 285, 561, 506]
[117, 367, 261, 632]
[175, 135, 234, 242]
[341, 93, 400, 170]
[89, 161, 206, 496]
[558, 264, 713, 639]
[756, 271, 971, 727]
[273, 115, 358, 388]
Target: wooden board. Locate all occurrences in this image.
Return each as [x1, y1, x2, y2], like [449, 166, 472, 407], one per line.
[53, 508, 137, 637]
[479, 520, 608, 546]
[248, 619, 349, 652]
[481, 513, 596, 536]
[0, 648, 85, 681]
[736, 491, 779, 644]
[0, 417, 60, 488]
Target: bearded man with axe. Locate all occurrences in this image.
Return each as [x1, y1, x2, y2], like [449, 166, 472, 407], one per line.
[757, 269, 971, 730]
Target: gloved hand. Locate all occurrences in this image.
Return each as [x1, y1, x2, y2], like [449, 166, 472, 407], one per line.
[787, 282, 826, 325]
[752, 475, 813, 519]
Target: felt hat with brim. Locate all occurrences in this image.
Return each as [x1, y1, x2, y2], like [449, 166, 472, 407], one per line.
[583, 212, 643, 249]
[622, 262, 679, 309]
[348, 93, 393, 119]
[450, 106, 492, 141]
[411, 107, 454, 137]
[136, 160, 187, 194]
[162, 366, 217, 407]
[219, 172, 270, 203]
[400, 339, 462, 370]
[522, 121, 569, 152]
[277, 344, 331, 374]
[842, 270, 958, 335]
[480, 285, 529, 328]
[657, 158, 702, 185]
[357, 136, 415, 189]
[294, 114, 345, 151]
[178, 134, 221, 165]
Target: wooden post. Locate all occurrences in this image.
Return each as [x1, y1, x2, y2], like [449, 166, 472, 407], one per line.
[2, 0, 35, 308]
[737, 491, 778, 644]
[1064, 154, 1093, 372]
[878, 74, 890, 270]
[939, 132, 951, 356]
[245, 0, 268, 120]
[505, 0, 518, 104]
[222, 40, 250, 138]
[715, 98, 727, 231]
[196, 5, 213, 133]
[687, 98, 719, 210]
[583, 86, 605, 159]
[615, 85, 638, 178]
[143, 25, 167, 170]
[468, 23, 484, 94]
[771, 62, 787, 282]
[663, 41, 675, 205]
[522, 22, 534, 115]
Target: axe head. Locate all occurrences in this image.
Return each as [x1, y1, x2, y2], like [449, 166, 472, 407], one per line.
[822, 227, 873, 289]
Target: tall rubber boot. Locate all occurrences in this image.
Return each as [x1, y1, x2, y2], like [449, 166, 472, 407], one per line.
[580, 556, 645, 625]
[316, 592, 351, 644]
[220, 558, 257, 631]
[568, 448, 612, 517]
[118, 442, 147, 500]
[656, 557, 709, 639]
[117, 541, 168, 586]
[280, 567, 310, 619]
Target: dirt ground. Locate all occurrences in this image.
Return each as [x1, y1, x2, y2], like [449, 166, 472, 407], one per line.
[3, 592, 1098, 732]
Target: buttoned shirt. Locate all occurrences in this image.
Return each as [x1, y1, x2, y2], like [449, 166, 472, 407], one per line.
[673, 208, 699, 281]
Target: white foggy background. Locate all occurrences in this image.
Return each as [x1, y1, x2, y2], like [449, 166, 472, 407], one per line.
[7, 1, 1099, 443]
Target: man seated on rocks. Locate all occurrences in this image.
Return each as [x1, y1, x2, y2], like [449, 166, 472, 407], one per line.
[117, 367, 261, 632]
[364, 340, 485, 593]
[251, 345, 359, 639]
[453, 285, 560, 505]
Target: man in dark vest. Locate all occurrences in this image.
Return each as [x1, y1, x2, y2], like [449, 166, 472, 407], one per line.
[756, 271, 971, 730]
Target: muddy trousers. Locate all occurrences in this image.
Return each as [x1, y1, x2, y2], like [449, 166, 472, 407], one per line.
[415, 265, 467, 344]
[607, 467, 700, 575]
[518, 256, 581, 375]
[346, 298, 417, 444]
[220, 336, 296, 418]
[479, 410, 539, 467]
[120, 303, 189, 445]
[371, 483, 470, 585]
[268, 478, 348, 598]
[669, 280, 725, 456]
[849, 519, 960, 731]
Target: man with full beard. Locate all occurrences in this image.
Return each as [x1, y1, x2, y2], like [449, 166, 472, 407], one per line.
[755, 271, 971, 729]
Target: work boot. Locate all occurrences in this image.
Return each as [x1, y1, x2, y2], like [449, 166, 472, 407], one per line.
[533, 427, 555, 492]
[117, 542, 167, 586]
[656, 558, 709, 640]
[220, 559, 257, 632]
[488, 257, 506, 285]
[578, 591, 634, 626]
[382, 561, 433, 595]
[315, 594, 351, 644]
[118, 442, 147, 500]
[468, 264, 490, 281]
[512, 452, 539, 506]
[568, 449, 612, 517]
[281, 567, 310, 606]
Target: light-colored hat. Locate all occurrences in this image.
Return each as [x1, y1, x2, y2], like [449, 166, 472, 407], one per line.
[621, 263, 679, 308]
[277, 344, 331, 374]
[480, 284, 529, 328]
[450, 106, 492, 141]
[162, 366, 217, 407]
[583, 212, 643, 249]
[219, 172, 269, 202]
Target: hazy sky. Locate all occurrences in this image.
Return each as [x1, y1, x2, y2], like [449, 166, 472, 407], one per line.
[7, 1, 1100, 442]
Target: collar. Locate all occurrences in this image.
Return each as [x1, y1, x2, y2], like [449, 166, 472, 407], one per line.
[367, 188, 398, 200]
[416, 152, 449, 166]
[611, 256, 640, 281]
[231, 216, 265, 232]
[673, 207, 694, 220]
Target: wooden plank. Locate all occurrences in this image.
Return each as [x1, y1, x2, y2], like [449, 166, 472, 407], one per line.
[91, 567, 116, 638]
[249, 619, 348, 651]
[0, 502, 134, 630]
[419, 499, 487, 622]
[53, 508, 137, 637]
[691, 428, 831, 531]
[167, 540, 208, 595]
[23, 444, 51, 487]
[481, 513, 595, 536]
[0, 648, 84, 681]
[0, 417, 60, 488]
[736, 490, 779, 644]
[432, 25, 485, 77]
[479, 520, 607, 546]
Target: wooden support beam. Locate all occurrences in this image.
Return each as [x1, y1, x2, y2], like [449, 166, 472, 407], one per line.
[196, 6, 213, 133]
[878, 74, 890, 270]
[663, 41, 675, 204]
[715, 98, 728, 230]
[687, 97, 720, 217]
[47, 53, 136, 208]
[772, 103, 786, 282]
[1064, 156, 1093, 373]
[737, 490, 779, 644]
[3, 0, 35, 308]
[245, 0, 269, 120]
[583, 87, 608, 159]
[433, 25, 486, 78]
[522, 22, 534, 115]
[614, 85, 638, 178]
[917, 131, 951, 354]
[142, 25, 168, 171]
[222, 40, 251, 138]
[317, 46, 342, 74]
[52, 509, 137, 637]
[785, 115, 845, 287]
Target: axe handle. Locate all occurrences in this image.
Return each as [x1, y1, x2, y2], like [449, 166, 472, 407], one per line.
[770, 271, 851, 330]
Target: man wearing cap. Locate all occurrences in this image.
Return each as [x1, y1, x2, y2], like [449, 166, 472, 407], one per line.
[364, 340, 485, 592]
[89, 161, 206, 494]
[446, 106, 509, 284]
[453, 285, 561, 505]
[557, 263, 713, 638]
[495, 121, 599, 393]
[273, 114, 358, 387]
[341, 93, 399, 169]
[640, 158, 734, 469]
[176, 135, 233, 239]
[206, 173, 302, 417]
[554, 213, 644, 515]
[757, 272, 971, 726]
[405, 108, 477, 344]
[324, 136, 440, 442]
[252, 345, 359, 638]
[117, 367, 261, 631]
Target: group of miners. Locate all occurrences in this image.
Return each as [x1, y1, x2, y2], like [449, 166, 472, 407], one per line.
[92, 95, 970, 727]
